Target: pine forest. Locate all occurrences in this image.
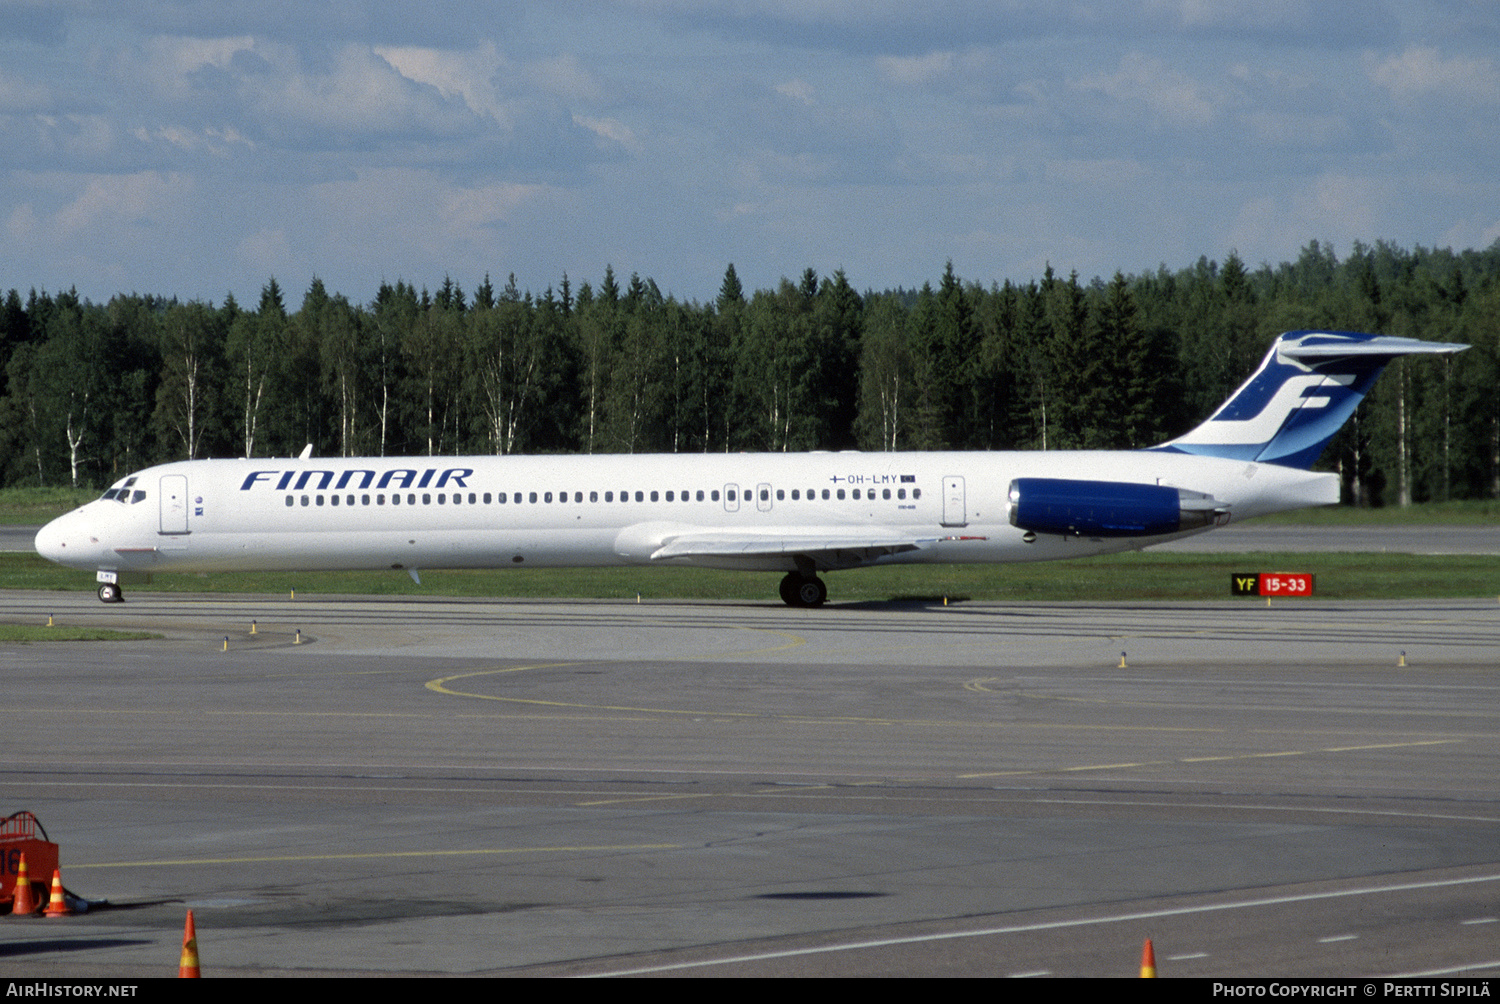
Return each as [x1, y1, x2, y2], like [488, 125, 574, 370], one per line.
[3, 239, 1498, 508]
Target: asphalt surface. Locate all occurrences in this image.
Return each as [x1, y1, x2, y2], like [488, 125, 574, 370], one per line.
[1, 591, 1497, 977]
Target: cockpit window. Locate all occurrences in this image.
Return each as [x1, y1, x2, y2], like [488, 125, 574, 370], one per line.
[103, 476, 143, 503]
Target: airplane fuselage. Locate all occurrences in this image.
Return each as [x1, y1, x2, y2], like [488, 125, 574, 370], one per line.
[36, 449, 1336, 581]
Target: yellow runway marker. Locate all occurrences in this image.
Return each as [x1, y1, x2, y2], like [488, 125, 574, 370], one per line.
[575, 793, 719, 807]
[959, 738, 1463, 779]
[69, 843, 681, 871]
[424, 628, 805, 716]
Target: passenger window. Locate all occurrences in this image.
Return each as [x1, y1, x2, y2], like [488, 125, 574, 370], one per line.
[544, 492, 553, 503]
[605, 491, 613, 502]
[727, 489, 736, 502]
[898, 488, 906, 500]
[821, 489, 830, 500]
[665, 491, 674, 502]
[377, 494, 386, 505]
[696, 490, 704, 501]
[836, 489, 845, 500]
[301, 495, 309, 506]
[359, 495, 367, 505]
[635, 491, 644, 502]
[574, 492, 582, 503]
[408, 494, 416, 505]
[529, 492, 537, 503]
[913, 488, 921, 499]
[711, 490, 720, 502]
[484, 493, 492, 504]
[423, 494, 431, 505]
[285, 496, 293, 507]
[776, 489, 784, 501]
[650, 491, 659, 502]
[791, 489, 799, 500]
[590, 491, 598, 502]
[331, 495, 339, 506]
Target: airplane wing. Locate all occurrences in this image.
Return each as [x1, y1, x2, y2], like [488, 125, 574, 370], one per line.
[644, 530, 987, 570]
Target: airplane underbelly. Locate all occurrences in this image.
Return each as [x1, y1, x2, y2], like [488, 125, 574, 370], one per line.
[166, 528, 628, 573]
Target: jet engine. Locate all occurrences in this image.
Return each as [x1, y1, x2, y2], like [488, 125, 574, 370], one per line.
[1007, 478, 1227, 538]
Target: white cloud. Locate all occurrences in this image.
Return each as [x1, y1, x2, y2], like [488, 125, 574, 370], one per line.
[573, 114, 641, 154]
[878, 51, 955, 86]
[1073, 52, 1216, 127]
[374, 40, 511, 125]
[527, 53, 606, 104]
[1368, 46, 1500, 105]
[51, 170, 191, 238]
[1227, 173, 1385, 255]
[775, 79, 816, 105]
[1241, 110, 1349, 147]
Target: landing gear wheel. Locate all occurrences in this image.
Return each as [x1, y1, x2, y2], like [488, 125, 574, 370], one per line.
[778, 572, 826, 607]
[97, 582, 123, 603]
[778, 573, 798, 605]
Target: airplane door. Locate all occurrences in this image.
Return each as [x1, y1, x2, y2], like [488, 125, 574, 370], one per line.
[159, 474, 189, 534]
[724, 484, 740, 512]
[756, 482, 773, 512]
[941, 475, 966, 527]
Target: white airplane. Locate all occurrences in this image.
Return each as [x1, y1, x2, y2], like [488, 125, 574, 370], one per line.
[35, 330, 1465, 606]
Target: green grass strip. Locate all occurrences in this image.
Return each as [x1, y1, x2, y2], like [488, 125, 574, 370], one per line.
[0, 624, 160, 642]
[2, 552, 1498, 603]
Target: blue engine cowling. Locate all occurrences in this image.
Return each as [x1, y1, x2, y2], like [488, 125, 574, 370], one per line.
[1008, 478, 1219, 538]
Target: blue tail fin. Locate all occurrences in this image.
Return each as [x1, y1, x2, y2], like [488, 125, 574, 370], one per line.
[1153, 330, 1466, 469]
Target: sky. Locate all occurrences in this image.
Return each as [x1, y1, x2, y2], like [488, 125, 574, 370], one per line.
[2, 0, 1498, 307]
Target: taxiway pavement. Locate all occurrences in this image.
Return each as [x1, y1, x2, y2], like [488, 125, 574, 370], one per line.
[1, 592, 1498, 977]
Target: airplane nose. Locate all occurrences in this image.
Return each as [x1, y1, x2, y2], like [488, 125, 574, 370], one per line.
[35, 509, 104, 569]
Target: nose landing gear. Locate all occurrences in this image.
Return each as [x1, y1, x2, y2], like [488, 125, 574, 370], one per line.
[778, 572, 827, 607]
[97, 582, 123, 603]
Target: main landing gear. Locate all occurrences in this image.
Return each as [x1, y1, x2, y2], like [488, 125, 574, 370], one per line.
[778, 572, 827, 608]
[97, 582, 124, 603]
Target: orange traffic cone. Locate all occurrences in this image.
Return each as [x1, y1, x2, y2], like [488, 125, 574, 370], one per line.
[10, 852, 38, 916]
[43, 869, 70, 917]
[1140, 937, 1157, 978]
[178, 910, 201, 978]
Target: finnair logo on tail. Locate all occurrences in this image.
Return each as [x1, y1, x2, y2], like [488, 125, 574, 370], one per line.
[1178, 372, 1351, 447]
[1148, 329, 1452, 469]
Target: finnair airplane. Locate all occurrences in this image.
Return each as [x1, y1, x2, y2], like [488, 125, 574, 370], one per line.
[35, 330, 1464, 606]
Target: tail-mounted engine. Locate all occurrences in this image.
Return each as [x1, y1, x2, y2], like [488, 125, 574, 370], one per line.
[1008, 478, 1228, 538]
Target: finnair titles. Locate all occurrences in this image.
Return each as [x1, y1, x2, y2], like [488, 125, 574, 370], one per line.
[35, 330, 1466, 606]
